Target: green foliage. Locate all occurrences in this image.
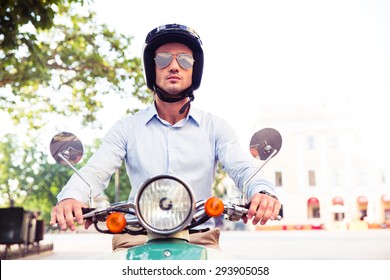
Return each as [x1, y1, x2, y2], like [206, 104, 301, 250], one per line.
[104, 162, 132, 203]
[0, 0, 149, 225]
[212, 162, 228, 197]
[0, 134, 20, 206]
[0, 133, 133, 223]
[0, 1, 147, 222]
[0, 0, 71, 50]
[0, 133, 75, 222]
[1, 0, 152, 130]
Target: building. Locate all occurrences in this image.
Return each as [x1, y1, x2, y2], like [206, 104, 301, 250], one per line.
[253, 98, 390, 230]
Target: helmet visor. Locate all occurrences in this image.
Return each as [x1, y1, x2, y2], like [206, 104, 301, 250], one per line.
[154, 52, 194, 70]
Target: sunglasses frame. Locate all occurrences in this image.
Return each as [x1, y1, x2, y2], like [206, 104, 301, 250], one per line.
[154, 52, 195, 70]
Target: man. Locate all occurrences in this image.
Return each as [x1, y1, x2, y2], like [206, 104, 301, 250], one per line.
[50, 23, 281, 250]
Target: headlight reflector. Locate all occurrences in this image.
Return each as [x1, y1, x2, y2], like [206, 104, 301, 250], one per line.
[135, 175, 195, 235]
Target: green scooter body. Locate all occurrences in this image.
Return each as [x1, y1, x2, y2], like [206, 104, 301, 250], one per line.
[126, 238, 208, 260]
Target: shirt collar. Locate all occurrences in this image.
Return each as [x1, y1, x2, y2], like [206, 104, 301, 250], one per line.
[144, 103, 158, 125]
[188, 106, 201, 126]
[144, 102, 201, 127]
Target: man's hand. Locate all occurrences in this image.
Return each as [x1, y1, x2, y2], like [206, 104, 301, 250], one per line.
[243, 192, 281, 225]
[50, 198, 89, 231]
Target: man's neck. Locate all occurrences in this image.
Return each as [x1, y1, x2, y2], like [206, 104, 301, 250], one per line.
[155, 96, 190, 125]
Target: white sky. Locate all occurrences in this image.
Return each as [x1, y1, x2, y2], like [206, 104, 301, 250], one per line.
[93, 0, 390, 143]
[2, 0, 390, 147]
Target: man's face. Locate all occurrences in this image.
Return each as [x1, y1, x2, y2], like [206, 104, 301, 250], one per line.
[155, 43, 193, 95]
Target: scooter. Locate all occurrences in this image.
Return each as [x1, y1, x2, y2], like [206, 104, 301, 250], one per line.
[49, 128, 282, 260]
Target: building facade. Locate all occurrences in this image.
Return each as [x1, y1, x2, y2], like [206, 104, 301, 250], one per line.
[253, 100, 390, 230]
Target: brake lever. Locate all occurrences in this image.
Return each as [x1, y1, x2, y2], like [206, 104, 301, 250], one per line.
[50, 207, 95, 229]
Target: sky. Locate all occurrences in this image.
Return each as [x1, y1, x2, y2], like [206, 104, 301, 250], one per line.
[2, 0, 390, 148]
[93, 0, 390, 143]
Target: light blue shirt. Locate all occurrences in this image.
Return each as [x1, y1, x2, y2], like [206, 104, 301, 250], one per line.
[57, 104, 276, 226]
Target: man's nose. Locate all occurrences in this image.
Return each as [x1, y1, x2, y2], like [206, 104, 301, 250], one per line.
[168, 56, 180, 71]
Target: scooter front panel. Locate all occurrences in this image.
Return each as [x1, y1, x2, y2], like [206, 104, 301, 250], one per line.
[126, 239, 207, 260]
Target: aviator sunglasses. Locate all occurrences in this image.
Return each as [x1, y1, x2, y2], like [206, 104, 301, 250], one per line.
[154, 52, 195, 69]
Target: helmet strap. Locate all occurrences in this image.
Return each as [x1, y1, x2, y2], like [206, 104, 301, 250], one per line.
[154, 85, 195, 114]
[179, 93, 194, 114]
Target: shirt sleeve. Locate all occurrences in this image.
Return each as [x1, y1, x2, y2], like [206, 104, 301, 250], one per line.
[214, 117, 277, 201]
[56, 117, 130, 203]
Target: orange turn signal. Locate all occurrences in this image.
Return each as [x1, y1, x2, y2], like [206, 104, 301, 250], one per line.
[106, 212, 126, 233]
[205, 197, 224, 217]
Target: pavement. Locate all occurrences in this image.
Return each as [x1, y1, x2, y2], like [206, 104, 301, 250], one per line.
[11, 228, 390, 260]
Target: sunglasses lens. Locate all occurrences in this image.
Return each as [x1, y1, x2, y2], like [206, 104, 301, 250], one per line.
[177, 54, 194, 69]
[155, 53, 173, 68]
[155, 53, 194, 69]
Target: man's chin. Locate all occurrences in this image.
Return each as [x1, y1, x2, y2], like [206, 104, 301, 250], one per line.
[163, 87, 185, 96]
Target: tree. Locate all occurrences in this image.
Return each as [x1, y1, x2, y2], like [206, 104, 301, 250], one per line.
[1, 0, 152, 130]
[0, 132, 132, 223]
[1, 0, 149, 223]
[1, 0, 77, 50]
[0, 134, 21, 206]
[0, 133, 72, 221]
[212, 162, 229, 198]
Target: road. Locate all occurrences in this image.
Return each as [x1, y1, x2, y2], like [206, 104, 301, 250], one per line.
[15, 229, 390, 260]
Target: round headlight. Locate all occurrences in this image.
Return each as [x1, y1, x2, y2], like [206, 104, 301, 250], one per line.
[135, 175, 195, 235]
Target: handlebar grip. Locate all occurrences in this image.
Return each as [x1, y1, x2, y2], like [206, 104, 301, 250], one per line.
[51, 207, 94, 228]
[244, 202, 282, 221]
[82, 208, 93, 215]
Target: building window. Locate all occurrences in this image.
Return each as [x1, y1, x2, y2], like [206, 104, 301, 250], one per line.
[308, 170, 316, 186]
[275, 171, 283, 187]
[359, 209, 367, 221]
[307, 135, 315, 150]
[312, 207, 321, 218]
[334, 212, 345, 221]
[381, 170, 389, 184]
[307, 197, 320, 218]
[383, 195, 390, 221]
[332, 196, 345, 221]
[357, 196, 368, 221]
[385, 209, 390, 221]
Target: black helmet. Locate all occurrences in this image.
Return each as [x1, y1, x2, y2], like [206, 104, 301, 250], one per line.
[143, 24, 204, 92]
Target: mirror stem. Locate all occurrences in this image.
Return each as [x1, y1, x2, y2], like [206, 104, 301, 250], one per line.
[58, 153, 95, 208]
[242, 149, 278, 202]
